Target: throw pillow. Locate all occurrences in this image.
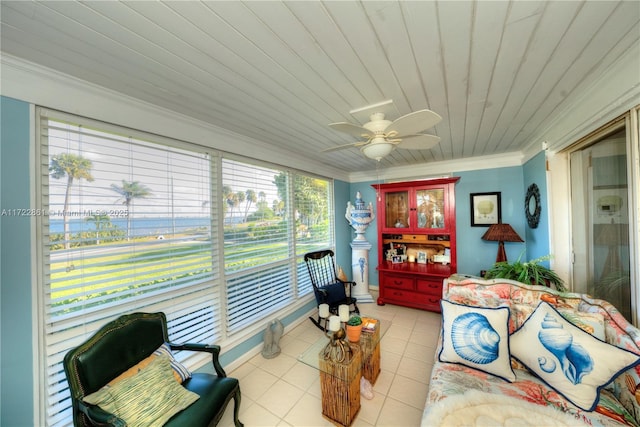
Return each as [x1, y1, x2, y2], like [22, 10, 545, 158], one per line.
[510, 301, 640, 411]
[84, 355, 199, 426]
[320, 282, 347, 305]
[439, 299, 516, 382]
[154, 343, 192, 383]
[108, 343, 191, 385]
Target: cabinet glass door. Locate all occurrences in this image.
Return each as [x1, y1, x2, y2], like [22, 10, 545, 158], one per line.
[385, 191, 409, 229]
[415, 188, 445, 229]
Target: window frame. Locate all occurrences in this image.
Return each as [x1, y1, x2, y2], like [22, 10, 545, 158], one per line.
[34, 108, 335, 426]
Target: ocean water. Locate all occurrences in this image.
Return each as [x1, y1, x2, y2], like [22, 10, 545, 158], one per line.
[49, 217, 211, 237]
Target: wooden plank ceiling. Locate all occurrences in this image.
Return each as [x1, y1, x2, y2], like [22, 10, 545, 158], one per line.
[1, 1, 638, 173]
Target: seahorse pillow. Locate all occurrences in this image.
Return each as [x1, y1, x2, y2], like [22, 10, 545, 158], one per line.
[439, 299, 516, 382]
[510, 302, 640, 411]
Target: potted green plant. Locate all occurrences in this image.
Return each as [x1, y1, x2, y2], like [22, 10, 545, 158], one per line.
[484, 254, 567, 292]
[345, 315, 363, 342]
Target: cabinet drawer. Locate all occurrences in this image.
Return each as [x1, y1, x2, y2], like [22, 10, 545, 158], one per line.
[385, 289, 442, 311]
[385, 288, 422, 302]
[420, 294, 442, 308]
[382, 275, 414, 290]
[416, 279, 442, 296]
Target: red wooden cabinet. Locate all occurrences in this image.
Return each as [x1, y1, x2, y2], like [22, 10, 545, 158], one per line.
[373, 177, 460, 311]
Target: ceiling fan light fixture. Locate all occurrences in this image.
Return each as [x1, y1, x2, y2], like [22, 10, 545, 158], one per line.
[361, 142, 394, 161]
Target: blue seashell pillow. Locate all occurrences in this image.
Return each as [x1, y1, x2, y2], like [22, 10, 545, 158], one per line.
[510, 301, 640, 411]
[439, 299, 516, 382]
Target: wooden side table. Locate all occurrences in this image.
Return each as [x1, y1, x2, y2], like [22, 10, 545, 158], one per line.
[318, 343, 361, 427]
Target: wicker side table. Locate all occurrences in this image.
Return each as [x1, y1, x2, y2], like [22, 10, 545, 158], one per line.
[360, 323, 381, 384]
[318, 343, 362, 427]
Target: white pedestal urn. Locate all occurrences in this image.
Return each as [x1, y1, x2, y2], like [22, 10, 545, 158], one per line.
[346, 192, 375, 303]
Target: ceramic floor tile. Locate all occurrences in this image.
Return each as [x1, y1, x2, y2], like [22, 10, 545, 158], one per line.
[385, 323, 413, 341]
[282, 393, 333, 426]
[403, 341, 431, 362]
[357, 389, 386, 425]
[379, 349, 401, 373]
[239, 368, 279, 401]
[371, 369, 393, 396]
[256, 352, 298, 377]
[281, 361, 318, 391]
[280, 336, 314, 358]
[380, 335, 408, 355]
[235, 401, 282, 427]
[387, 374, 429, 410]
[396, 356, 431, 384]
[256, 379, 304, 418]
[229, 358, 258, 380]
[375, 396, 424, 426]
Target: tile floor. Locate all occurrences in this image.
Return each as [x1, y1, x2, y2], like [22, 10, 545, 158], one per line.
[218, 297, 442, 427]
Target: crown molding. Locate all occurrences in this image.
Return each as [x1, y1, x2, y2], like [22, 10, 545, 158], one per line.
[348, 151, 524, 183]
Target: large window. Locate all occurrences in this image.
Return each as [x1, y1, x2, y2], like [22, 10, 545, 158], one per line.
[36, 109, 334, 426]
[221, 158, 334, 334]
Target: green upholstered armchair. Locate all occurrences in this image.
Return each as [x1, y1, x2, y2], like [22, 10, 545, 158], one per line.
[63, 312, 243, 427]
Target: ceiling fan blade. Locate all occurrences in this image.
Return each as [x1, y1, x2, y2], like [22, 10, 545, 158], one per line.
[396, 134, 441, 150]
[385, 110, 442, 137]
[329, 122, 374, 138]
[321, 140, 369, 153]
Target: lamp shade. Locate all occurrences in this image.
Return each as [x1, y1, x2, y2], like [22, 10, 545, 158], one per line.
[481, 223, 523, 243]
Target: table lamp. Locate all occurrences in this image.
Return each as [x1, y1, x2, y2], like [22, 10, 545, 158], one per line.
[482, 223, 523, 263]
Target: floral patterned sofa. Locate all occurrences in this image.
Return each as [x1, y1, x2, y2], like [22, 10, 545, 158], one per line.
[423, 275, 640, 427]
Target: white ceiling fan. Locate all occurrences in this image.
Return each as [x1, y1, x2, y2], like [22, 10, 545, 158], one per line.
[324, 105, 442, 161]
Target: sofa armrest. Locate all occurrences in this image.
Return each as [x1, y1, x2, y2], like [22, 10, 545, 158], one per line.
[167, 342, 227, 378]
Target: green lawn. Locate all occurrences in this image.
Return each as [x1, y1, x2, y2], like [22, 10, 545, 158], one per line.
[49, 236, 318, 311]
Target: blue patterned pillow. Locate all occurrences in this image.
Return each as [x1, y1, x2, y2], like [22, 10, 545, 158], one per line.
[439, 299, 515, 382]
[510, 302, 640, 411]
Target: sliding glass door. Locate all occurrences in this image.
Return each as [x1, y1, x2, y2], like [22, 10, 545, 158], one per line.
[570, 124, 632, 322]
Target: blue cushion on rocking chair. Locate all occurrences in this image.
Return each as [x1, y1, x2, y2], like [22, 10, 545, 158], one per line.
[318, 282, 347, 305]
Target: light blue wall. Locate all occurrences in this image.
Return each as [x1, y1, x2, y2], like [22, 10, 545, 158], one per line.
[334, 180, 353, 269]
[455, 167, 527, 275]
[1, 96, 35, 426]
[523, 151, 551, 266]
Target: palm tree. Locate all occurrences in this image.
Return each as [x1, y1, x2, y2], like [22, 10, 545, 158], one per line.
[243, 189, 257, 222]
[85, 213, 111, 245]
[110, 180, 152, 240]
[49, 153, 94, 249]
[236, 191, 246, 222]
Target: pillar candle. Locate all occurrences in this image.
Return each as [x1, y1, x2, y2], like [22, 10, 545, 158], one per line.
[338, 304, 349, 322]
[318, 303, 330, 318]
[328, 315, 340, 332]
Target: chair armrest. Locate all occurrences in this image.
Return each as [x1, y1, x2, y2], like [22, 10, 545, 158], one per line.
[79, 401, 126, 427]
[167, 342, 227, 378]
[338, 279, 357, 287]
[338, 279, 357, 297]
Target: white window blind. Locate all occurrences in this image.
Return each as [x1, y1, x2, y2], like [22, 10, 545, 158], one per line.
[37, 109, 221, 426]
[292, 173, 334, 296]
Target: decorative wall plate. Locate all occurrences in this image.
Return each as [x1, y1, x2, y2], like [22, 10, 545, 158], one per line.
[525, 183, 541, 228]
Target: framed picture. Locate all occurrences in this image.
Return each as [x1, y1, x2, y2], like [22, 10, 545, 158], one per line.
[417, 251, 427, 264]
[470, 192, 501, 226]
[391, 255, 403, 264]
